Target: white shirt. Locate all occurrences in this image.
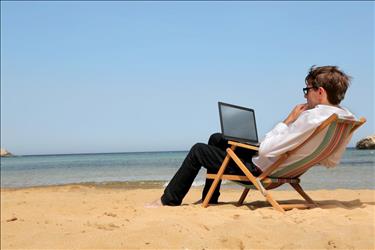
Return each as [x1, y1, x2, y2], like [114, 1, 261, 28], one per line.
[252, 104, 356, 172]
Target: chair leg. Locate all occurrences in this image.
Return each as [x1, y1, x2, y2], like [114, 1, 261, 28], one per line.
[227, 149, 285, 213]
[264, 193, 285, 213]
[238, 188, 250, 206]
[290, 183, 318, 207]
[202, 148, 233, 208]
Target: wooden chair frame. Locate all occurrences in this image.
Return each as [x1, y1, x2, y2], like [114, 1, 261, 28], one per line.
[202, 114, 366, 213]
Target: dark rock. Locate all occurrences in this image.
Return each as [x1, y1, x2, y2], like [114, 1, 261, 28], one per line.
[356, 135, 375, 149]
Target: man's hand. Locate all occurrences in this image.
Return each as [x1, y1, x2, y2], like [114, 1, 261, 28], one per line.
[283, 103, 308, 125]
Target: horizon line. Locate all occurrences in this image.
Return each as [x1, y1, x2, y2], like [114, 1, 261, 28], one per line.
[1, 146, 363, 158]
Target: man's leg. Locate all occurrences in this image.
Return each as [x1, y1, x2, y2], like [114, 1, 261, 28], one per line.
[161, 143, 226, 206]
[208, 132, 229, 150]
[200, 133, 230, 203]
[202, 133, 262, 200]
[206, 132, 257, 161]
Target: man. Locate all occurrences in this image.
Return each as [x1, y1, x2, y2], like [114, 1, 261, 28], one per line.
[159, 65, 355, 206]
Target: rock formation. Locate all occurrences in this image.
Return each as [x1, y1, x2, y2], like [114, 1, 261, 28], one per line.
[0, 148, 13, 157]
[356, 135, 375, 150]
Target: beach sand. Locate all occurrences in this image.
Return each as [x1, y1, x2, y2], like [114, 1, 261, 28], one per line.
[1, 185, 374, 249]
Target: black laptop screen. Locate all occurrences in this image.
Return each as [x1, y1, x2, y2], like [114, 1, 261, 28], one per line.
[219, 102, 258, 143]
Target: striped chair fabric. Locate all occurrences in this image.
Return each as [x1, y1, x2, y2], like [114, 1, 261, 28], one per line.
[239, 118, 355, 190]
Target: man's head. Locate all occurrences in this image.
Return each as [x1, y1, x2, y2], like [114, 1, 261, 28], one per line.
[304, 65, 351, 108]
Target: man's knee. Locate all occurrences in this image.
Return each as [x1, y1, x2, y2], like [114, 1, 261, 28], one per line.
[191, 143, 208, 155]
[188, 143, 210, 168]
[208, 133, 223, 146]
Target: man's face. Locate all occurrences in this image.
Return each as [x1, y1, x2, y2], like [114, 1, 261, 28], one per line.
[304, 83, 320, 109]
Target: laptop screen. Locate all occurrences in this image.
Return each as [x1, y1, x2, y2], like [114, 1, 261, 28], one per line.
[219, 102, 258, 144]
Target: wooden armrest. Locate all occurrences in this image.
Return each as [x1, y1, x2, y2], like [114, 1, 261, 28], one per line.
[228, 141, 259, 151]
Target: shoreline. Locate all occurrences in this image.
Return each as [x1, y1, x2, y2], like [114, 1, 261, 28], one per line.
[2, 179, 374, 191]
[0, 180, 168, 191]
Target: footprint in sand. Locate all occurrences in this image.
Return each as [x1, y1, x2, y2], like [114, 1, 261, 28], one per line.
[6, 217, 18, 222]
[201, 225, 210, 231]
[293, 217, 305, 224]
[239, 240, 245, 250]
[104, 212, 117, 217]
[85, 222, 120, 231]
[327, 240, 337, 249]
[232, 214, 240, 220]
[96, 223, 120, 231]
[87, 223, 120, 231]
[344, 214, 353, 221]
[220, 238, 228, 243]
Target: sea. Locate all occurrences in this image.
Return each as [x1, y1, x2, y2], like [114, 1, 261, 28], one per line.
[1, 148, 374, 190]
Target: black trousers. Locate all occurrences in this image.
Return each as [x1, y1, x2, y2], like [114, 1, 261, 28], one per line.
[161, 133, 260, 206]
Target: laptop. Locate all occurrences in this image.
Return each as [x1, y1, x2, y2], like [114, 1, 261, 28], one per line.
[218, 102, 259, 146]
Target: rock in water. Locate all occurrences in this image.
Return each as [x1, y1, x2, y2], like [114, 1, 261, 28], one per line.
[356, 135, 375, 149]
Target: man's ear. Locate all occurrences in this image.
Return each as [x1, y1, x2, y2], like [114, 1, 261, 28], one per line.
[318, 87, 328, 103]
[318, 87, 325, 95]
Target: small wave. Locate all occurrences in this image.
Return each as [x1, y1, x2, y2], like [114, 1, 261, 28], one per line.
[162, 180, 206, 188]
[340, 161, 374, 166]
[192, 180, 206, 187]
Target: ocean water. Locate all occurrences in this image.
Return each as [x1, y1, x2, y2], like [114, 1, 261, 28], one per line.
[1, 149, 374, 190]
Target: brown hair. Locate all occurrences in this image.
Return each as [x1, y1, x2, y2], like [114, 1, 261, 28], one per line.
[305, 65, 351, 105]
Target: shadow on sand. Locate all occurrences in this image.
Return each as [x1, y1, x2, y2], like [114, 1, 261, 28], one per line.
[226, 199, 375, 210]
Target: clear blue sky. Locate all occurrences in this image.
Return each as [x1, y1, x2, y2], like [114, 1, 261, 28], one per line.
[1, 1, 374, 155]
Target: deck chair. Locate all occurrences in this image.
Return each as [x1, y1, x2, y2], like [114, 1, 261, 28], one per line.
[202, 114, 366, 213]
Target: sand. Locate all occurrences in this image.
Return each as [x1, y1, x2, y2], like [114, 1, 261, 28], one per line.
[1, 185, 374, 249]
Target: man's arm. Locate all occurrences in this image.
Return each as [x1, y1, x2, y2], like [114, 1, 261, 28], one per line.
[283, 103, 308, 125]
[258, 103, 317, 158]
